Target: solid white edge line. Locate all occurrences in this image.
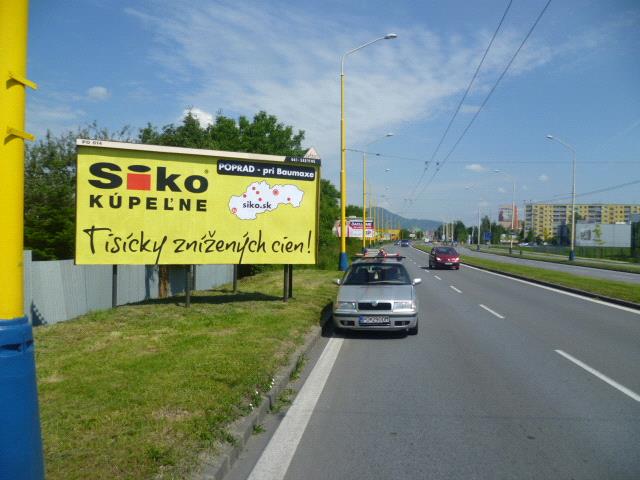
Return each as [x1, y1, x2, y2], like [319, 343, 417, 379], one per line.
[479, 304, 505, 319]
[247, 337, 344, 480]
[555, 350, 640, 402]
[450, 285, 462, 294]
[462, 264, 640, 316]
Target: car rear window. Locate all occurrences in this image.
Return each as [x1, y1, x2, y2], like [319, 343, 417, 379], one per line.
[343, 263, 411, 285]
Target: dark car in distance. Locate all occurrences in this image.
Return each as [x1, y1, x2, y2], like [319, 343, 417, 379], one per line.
[400, 240, 410, 247]
[429, 246, 460, 269]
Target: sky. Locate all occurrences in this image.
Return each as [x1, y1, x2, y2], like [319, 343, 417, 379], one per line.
[27, 0, 640, 226]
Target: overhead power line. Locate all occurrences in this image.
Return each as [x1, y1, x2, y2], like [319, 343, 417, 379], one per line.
[530, 178, 640, 204]
[413, 0, 553, 201]
[406, 0, 514, 200]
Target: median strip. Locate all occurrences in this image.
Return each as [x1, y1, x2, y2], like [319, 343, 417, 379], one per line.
[457, 255, 640, 309]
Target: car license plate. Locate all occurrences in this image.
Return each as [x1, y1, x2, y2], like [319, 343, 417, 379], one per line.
[359, 315, 390, 325]
[445, 262, 452, 265]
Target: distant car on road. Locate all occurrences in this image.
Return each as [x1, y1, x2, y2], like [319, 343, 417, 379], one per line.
[333, 257, 420, 335]
[429, 246, 460, 270]
[400, 240, 410, 247]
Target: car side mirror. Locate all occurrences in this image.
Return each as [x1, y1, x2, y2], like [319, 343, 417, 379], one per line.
[413, 278, 422, 285]
[333, 279, 341, 285]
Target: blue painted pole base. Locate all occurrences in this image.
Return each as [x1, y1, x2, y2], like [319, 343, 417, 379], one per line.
[339, 252, 349, 271]
[0, 317, 45, 480]
[569, 250, 576, 261]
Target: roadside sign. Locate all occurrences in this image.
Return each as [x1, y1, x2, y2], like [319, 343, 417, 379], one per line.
[76, 140, 320, 265]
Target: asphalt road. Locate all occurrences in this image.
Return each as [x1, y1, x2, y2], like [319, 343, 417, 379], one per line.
[460, 245, 640, 284]
[226, 246, 640, 480]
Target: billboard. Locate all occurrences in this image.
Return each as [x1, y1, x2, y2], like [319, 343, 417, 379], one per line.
[498, 205, 518, 230]
[75, 140, 320, 265]
[333, 218, 374, 238]
[575, 223, 631, 247]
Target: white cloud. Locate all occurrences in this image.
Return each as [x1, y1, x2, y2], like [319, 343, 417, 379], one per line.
[478, 200, 489, 207]
[464, 163, 486, 172]
[538, 174, 549, 182]
[183, 107, 213, 127]
[498, 187, 506, 193]
[522, 185, 529, 191]
[125, 1, 597, 180]
[87, 86, 109, 101]
[460, 104, 481, 114]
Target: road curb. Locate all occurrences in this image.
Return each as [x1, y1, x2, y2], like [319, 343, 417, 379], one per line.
[192, 308, 331, 480]
[463, 262, 640, 311]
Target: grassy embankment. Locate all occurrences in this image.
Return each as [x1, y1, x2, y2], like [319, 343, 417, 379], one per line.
[35, 269, 339, 480]
[413, 245, 640, 304]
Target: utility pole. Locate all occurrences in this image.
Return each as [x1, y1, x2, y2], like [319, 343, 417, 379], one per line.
[477, 206, 481, 251]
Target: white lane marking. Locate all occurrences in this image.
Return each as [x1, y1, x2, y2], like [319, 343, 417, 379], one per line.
[479, 304, 505, 319]
[247, 337, 344, 480]
[463, 264, 640, 316]
[555, 350, 640, 402]
[434, 275, 442, 281]
[450, 285, 462, 294]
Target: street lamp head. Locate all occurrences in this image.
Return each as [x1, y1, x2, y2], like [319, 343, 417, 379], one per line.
[384, 33, 398, 39]
[385, 132, 394, 137]
[546, 134, 554, 140]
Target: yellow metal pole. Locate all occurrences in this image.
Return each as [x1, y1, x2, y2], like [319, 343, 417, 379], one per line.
[0, 1, 45, 477]
[339, 72, 348, 270]
[1, 0, 37, 319]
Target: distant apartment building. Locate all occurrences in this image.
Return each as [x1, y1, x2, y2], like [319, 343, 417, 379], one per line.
[524, 203, 640, 240]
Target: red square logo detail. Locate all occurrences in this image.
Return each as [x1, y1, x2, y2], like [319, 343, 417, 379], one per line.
[127, 173, 151, 190]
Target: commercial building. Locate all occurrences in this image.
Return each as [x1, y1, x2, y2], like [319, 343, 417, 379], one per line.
[524, 203, 640, 240]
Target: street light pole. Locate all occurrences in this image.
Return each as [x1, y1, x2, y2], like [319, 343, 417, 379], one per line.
[547, 134, 577, 261]
[362, 133, 393, 251]
[339, 33, 397, 271]
[492, 169, 516, 254]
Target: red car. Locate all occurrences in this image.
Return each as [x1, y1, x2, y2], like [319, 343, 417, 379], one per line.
[428, 246, 460, 270]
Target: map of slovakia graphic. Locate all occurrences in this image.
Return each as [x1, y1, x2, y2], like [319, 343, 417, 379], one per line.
[229, 180, 304, 220]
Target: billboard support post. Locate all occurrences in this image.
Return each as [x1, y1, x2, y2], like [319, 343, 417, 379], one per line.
[111, 265, 118, 308]
[0, 0, 45, 477]
[288, 265, 293, 299]
[232, 265, 238, 293]
[283, 265, 290, 302]
[185, 265, 192, 308]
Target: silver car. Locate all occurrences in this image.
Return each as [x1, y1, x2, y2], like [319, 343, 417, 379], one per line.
[333, 258, 421, 335]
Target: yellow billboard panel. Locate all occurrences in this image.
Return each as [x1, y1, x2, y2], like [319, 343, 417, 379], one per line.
[75, 140, 320, 265]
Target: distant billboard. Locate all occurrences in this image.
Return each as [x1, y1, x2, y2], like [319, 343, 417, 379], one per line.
[75, 140, 320, 265]
[575, 223, 630, 247]
[333, 219, 374, 238]
[498, 205, 518, 230]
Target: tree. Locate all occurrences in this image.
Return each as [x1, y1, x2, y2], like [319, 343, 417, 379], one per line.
[453, 220, 468, 243]
[24, 124, 133, 260]
[140, 110, 306, 156]
[345, 205, 363, 217]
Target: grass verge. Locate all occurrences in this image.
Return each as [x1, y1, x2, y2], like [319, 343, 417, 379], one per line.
[35, 269, 338, 480]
